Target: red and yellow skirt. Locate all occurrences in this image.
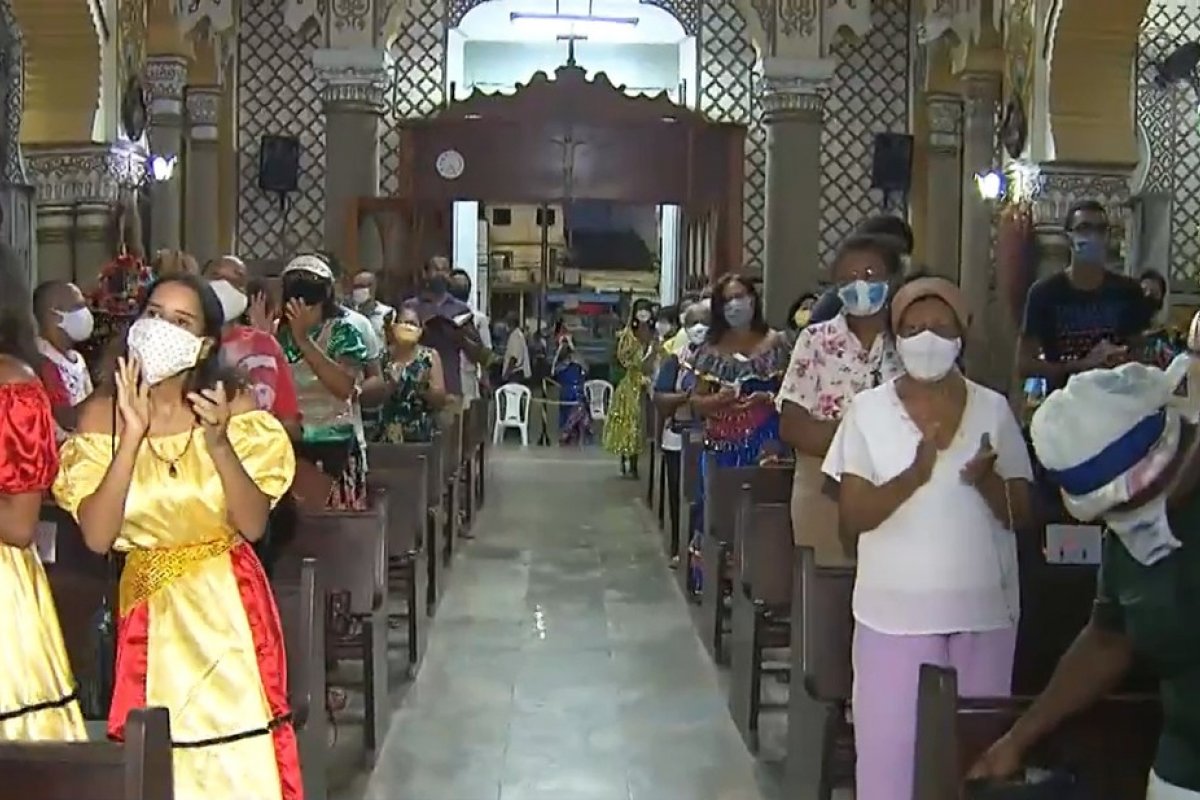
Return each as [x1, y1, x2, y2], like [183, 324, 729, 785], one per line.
[110, 540, 302, 800]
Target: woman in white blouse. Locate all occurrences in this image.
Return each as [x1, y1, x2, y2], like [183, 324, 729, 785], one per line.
[821, 276, 1035, 800]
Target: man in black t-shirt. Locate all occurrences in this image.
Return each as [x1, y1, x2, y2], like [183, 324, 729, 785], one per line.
[1017, 200, 1153, 390]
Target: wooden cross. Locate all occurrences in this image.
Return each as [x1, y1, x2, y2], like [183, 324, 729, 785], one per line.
[556, 33, 584, 66]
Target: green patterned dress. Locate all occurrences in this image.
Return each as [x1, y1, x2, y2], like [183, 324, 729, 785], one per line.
[373, 347, 438, 444]
[278, 315, 370, 509]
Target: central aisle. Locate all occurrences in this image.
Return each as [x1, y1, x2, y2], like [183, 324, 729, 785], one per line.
[363, 447, 769, 800]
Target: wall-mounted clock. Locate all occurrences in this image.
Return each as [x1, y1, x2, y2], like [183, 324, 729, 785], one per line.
[435, 149, 465, 181]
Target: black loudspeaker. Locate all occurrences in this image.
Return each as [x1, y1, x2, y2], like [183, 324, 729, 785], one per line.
[258, 135, 301, 194]
[870, 132, 914, 194]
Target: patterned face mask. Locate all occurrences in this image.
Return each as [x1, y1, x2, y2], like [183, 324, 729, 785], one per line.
[127, 317, 205, 386]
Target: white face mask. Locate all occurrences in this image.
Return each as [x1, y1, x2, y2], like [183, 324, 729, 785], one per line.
[208, 279, 248, 324]
[897, 330, 961, 382]
[635, 309, 652, 323]
[655, 320, 673, 337]
[351, 287, 371, 306]
[57, 307, 94, 343]
[127, 317, 205, 386]
[686, 323, 708, 346]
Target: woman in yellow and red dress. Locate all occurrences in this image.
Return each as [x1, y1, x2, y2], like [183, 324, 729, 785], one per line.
[0, 244, 86, 740]
[52, 274, 300, 799]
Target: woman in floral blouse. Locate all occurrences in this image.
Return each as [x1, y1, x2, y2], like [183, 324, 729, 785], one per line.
[777, 234, 906, 564]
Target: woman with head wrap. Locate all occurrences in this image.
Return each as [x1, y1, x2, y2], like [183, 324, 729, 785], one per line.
[822, 275, 1034, 800]
[971, 335, 1200, 798]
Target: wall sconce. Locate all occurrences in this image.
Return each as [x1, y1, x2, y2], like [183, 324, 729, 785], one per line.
[974, 170, 1005, 201]
[149, 154, 178, 182]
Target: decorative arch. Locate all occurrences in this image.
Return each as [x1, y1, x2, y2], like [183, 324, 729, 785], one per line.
[11, 0, 102, 143]
[1045, 0, 1147, 164]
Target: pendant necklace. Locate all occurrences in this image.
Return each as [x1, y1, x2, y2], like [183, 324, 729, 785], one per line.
[145, 429, 195, 478]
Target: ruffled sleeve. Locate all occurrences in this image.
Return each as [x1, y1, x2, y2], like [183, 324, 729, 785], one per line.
[227, 410, 296, 505]
[0, 381, 59, 494]
[52, 432, 113, 519]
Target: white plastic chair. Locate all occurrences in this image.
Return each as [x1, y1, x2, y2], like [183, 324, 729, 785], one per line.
[583, 379, 614, 421]
[493, 383, 532, 446]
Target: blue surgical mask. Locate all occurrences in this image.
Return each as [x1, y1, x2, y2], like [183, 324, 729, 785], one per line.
[837, 280, 889, 317]
[1070, 233, 1107, 265]
[722, 297, 755, 329]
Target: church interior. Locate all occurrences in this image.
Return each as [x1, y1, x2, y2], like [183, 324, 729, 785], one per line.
[0, 0, 1196, 799]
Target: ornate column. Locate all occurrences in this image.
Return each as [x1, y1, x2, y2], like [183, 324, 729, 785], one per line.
[25, 144, 146, 287]
[315, 48, 386, 265]
[144, 55, 188, 253]
[759, 58, 834, 327]
[924, 92, 963, 281]
[957, 71, 1003, 388]
[184, 86, 220, 264]
[0, 0, 35, 282]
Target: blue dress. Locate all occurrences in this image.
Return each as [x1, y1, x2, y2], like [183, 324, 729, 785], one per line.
[554, 360, 592, 445]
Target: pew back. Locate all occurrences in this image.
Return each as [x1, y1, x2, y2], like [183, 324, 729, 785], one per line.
[914, 664, 1160, 800]
[704, 460, 757, 544]
[0, 707, 173, 800]
[277, 488, 388, 617]
[39, 505, 113, 719]
[366, 445, 428, 554]
[273, 558, 328, 800]
[793, 546, 855, 701]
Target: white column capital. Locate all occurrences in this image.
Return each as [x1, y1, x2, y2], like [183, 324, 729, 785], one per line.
[926, 92, 963, 152]
[313, 47, 389, 113]
[144, 55, 189, 122]
[758, 57, 835, 121]
[1030, 161, 1134, 231]
[185, 86, 221, 142]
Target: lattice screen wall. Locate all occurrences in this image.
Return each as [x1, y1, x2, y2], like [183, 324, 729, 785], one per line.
[698, 0, 764, 274]
[818, 0, 911, 266]
[1137, 0, 1200, 290]
[382, 0, 447, 196]
[236, 3, 326, 260]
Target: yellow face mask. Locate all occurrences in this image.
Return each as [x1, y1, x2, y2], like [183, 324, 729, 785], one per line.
[392, 322, 422, 344]
[792, 308, 812, 328]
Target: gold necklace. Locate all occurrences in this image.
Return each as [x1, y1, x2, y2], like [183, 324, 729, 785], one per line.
[145, 429, 195, 478]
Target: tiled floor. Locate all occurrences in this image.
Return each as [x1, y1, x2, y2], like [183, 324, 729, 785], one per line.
[362, 447, 770, 800]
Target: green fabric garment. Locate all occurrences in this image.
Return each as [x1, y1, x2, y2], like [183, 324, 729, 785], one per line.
[1093, 496, 1200, 790]
[278, 317, 368, 443]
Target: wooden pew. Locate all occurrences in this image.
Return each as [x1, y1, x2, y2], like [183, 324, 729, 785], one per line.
[644, 392, 657, 507]
[914, 664, 1160, 800]
[783, 546, 856, 800]
[676, 432, 704, 596]
[699, 459, 758, 663]
[272, 557, 328, 800]
[472, 397, 488, 509]
[727, 467, 795, 749]
[38, 504, 114, 720]
[274, 487, 390, 761]
[367, 443, 430, 674]
[438, 415, 461, 565]
[0, 706, 173, 800]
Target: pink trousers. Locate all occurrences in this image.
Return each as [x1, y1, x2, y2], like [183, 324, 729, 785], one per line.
[852, 622, 1017, 800]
